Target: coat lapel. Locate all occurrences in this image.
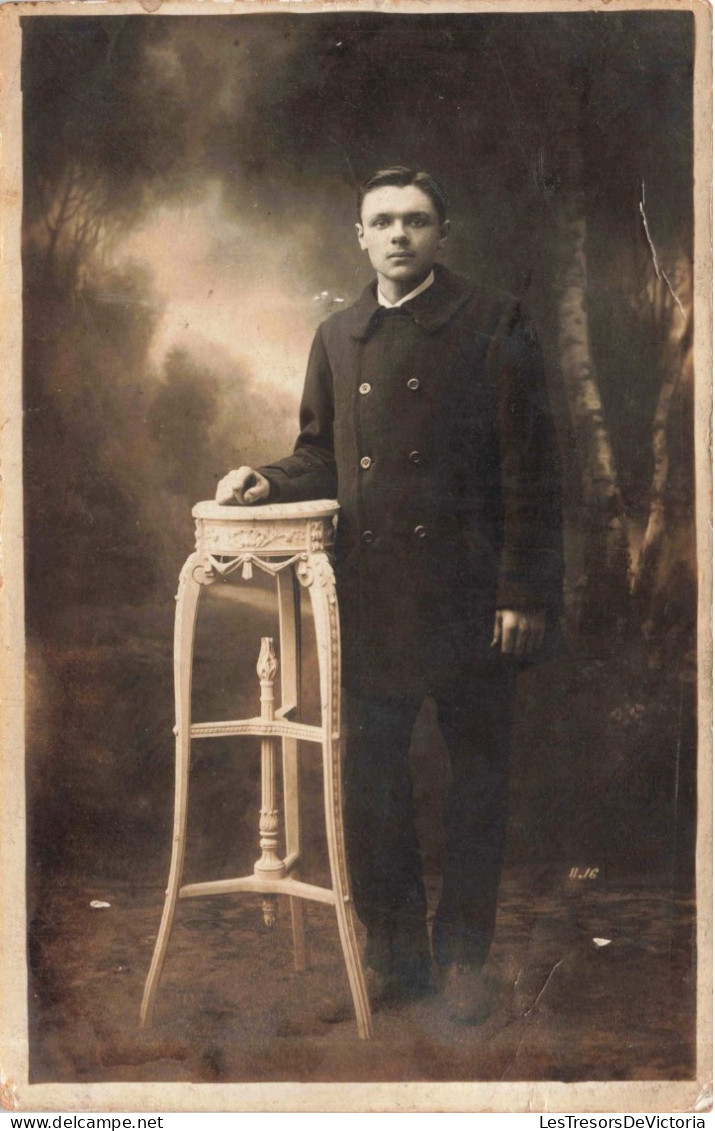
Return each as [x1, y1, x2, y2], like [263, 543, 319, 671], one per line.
[346, 265, 477, 339]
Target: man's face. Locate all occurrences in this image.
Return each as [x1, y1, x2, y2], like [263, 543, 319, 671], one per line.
[356, 184, 450, 298]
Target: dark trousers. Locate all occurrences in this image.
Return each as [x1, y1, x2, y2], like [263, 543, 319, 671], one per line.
[343, 659, 516, 990]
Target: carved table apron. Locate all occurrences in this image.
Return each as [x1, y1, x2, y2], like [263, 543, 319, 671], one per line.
[140, 499, 372, 1040]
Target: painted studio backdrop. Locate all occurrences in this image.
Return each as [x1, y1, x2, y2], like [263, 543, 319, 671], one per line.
[22, 12, 696, 1083]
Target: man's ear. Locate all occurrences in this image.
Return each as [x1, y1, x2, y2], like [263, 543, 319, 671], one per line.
[355, 222, 367, 251]
[438, 219, 451, 249]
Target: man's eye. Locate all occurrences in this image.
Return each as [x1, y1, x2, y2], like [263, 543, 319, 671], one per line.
[373, 219, 389, 228]
[410, 217, 427, 227]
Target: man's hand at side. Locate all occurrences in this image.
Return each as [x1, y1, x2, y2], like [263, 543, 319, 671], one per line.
[491, 609, 546, 659]
[215, 466, 271, 506]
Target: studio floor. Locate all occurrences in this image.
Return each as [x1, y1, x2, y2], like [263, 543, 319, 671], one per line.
[28, 870, 695, 1084]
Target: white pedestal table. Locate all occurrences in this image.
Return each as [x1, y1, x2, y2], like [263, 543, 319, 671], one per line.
[140, 499, 372, 1040]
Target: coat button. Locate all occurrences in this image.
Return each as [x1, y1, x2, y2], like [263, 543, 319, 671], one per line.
[409, 450, 421, 464]
[360, 455, 372, 469]
[413, 525, 427, 539]
[359, 382, 372, 395]
[361, 530, 374, 544]
[407, 378, 420, 390]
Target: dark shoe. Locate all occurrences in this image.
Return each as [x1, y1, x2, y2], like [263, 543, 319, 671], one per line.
[389, 975, 435, 1009]
[317, 966, 393, 1024]
[441, 963, 493, 1024]
[391, 934, 433, 998]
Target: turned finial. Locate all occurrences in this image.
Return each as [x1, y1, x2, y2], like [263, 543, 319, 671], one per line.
[257, 637, 278, 684]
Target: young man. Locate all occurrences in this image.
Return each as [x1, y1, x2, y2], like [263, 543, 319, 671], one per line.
[216, 168, 563, 1023]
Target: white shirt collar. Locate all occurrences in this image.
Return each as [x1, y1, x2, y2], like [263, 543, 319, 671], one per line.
[377, 269, 435, 309]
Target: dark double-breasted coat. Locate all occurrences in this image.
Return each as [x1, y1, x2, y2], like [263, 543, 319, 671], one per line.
[260, 264, 563, 696]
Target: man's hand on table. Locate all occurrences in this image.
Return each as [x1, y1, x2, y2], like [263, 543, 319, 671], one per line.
[492, 609, 546, 659]
[216, 467, 271, 506]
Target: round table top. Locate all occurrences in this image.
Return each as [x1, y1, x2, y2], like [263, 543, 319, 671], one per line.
[192, 499, 340, 522]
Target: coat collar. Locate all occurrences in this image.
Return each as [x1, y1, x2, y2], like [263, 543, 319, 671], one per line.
[345, 263, 476, 339]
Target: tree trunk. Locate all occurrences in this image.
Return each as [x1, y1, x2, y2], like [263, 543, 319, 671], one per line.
[631, 253, 695, 662]
[556, 213, 631, 629]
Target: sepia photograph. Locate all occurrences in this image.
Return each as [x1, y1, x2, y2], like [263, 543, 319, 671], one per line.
[0, 0, 711, 1113]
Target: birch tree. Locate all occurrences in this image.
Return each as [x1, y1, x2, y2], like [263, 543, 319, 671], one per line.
[631, 249, 694, 639]
[555, 195, 631, 629]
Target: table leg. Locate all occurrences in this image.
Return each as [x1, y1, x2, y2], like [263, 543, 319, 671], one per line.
[278, 569, 308, 971]
[140, 552, 206, 1027]
[305, 553, 373, 1040]
[254, 638, 285, 927]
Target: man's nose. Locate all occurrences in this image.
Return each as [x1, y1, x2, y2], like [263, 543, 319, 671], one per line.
[391, 223, 409, 243]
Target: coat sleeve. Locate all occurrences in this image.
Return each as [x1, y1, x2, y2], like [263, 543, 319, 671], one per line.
[492, 302, 564, 615]
[257, 325, 338, 503]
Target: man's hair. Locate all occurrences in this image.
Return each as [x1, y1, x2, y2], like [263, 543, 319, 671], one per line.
[357, 167, 449, 224]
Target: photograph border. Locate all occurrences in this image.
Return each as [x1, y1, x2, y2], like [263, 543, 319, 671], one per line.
[0, 0, 711, 1113]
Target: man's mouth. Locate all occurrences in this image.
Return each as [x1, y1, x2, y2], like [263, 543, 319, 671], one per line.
[388, 252, 414, 259]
